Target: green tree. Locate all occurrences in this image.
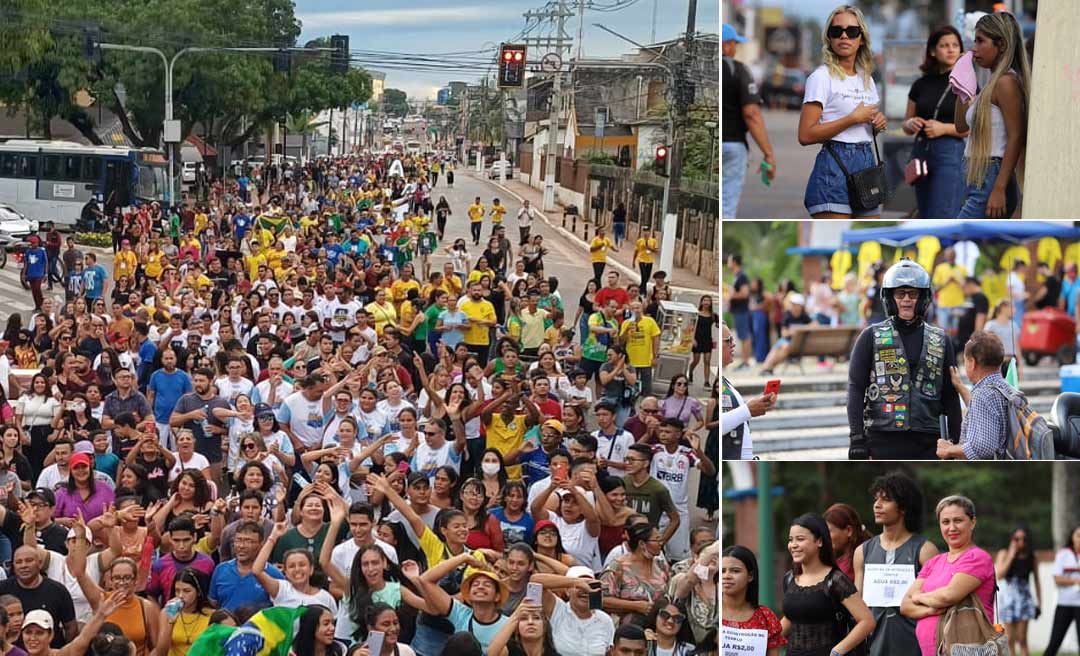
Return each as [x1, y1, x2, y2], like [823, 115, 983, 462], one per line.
[383, 88, 409, 117]
[284, 110, 327, 161]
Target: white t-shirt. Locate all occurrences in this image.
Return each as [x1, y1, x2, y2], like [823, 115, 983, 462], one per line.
[592, 428, 635, 478]
[1053, 548, 1080, 606]
[277, 391, 327, 449]
[169, 452, 211, 481]
[802, 65, 879, 143]
[412, 441, 462, 478]
[549, 596, 614, 656]
[44, 551, 103, 622]
[550, 512, 600, 571]
[272, 578, 338, 612]
[252, 379, 294, 410]
[323, 299, 361, 339]
[358, 407, 389, 438]
[215, 376, 254, 404]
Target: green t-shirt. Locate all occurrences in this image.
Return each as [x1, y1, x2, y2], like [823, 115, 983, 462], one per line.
[270, 522, 350, 564]
[621, 475, 678, 527]
[423, 304, 443, 341]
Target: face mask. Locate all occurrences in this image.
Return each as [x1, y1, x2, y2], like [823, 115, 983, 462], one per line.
[481, 463, 501, 477]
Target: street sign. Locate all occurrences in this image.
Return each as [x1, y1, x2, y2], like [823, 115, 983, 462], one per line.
[163, 119, 181, 143]
[541, 53, 562, 72]
[595, 107, 607, 139]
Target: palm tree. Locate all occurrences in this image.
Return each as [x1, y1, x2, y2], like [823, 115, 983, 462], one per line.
[285, 110, 328, 162]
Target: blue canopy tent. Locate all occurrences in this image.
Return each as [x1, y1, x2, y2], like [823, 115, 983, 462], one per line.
[840, 221, 1080, 246]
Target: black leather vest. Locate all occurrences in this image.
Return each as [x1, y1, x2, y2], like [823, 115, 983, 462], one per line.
[863, 319, 946, 434]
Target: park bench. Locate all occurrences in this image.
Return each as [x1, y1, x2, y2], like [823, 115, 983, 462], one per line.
[779, 325, 860, 374]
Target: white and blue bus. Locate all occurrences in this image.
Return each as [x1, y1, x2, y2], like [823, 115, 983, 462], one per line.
[0, 140, 168, 227]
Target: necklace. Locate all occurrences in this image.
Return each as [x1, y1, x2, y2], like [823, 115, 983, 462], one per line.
[177, 610, 205, 644]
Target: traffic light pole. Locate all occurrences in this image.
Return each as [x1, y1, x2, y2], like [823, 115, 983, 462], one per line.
[658, 0, 696, 279]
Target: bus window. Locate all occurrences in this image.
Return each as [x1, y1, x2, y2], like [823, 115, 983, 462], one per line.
[82, 157, 103, 185]
[0, 154, 16, 178]
[42, 155, 63, 179]
[16, 154, 36, 178]
[62, 155, 81, 181]
[105, 160, 132, 207]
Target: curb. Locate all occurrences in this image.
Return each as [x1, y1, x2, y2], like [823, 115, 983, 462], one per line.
[469, 171, 716, 298]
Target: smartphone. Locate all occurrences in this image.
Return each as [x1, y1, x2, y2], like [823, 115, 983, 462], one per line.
[587, 581, 603, 610]
[526, 581, 543, 605]
[292, 472, 308, 489]
[760, 161, 773, 187]
[367, 630, 385, 656]
[552, 461, 569, 482]
[764, 379, 781, 396]
[693, 564, 711, 581]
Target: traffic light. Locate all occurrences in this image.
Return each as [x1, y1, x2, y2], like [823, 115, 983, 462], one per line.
[83, 26, 101, 65]
[330, 34, 349, 74]
[498, 44, 526, 88]
[655, 145, 669, 173]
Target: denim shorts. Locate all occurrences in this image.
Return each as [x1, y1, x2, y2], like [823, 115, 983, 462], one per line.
[804, 140, 881, 216]
[957, 157, 1020, 219]
[722, 142, 749, 219]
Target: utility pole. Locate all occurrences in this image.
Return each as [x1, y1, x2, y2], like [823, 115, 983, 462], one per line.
[523, 1, 573, 211]
[657, 0, 697, 279]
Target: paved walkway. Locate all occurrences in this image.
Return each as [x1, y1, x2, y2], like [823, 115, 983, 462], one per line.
[471, 171, 718, 300]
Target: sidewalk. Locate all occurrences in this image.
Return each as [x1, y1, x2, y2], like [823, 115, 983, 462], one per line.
[470, 171, 718, 300]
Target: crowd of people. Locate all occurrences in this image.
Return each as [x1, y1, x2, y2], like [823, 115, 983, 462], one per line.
[723, 470, 1080, 656]
[0, 150, 719, 656]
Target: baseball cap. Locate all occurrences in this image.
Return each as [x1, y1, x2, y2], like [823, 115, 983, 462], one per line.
[566, 565, 596, 579]
[69, 452, 93, 469]
[29, 487, 55, 506]
[722, 23, 748, 43]
[254, 403, 275, 418]
[788, 293, 806, 306]
[533, 519, 557, 535]
[23, 610, 53, 631]
[542, 419, 565, 434]
[406, 472, 430, 488]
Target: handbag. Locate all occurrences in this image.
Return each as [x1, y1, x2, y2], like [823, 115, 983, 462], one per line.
[905, 85, 954, 186]
[824, 131, 886, 213]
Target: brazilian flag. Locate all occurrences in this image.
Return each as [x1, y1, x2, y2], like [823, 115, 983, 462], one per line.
[188, 606, 308, 656]
[257, 214, 289, 235]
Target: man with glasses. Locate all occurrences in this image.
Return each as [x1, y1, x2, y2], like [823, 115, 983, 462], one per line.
[720, 322, 776, 460]
[846, 258, 962, 460]
[623, 396, 661, 442]
[619, 444, 680, 556]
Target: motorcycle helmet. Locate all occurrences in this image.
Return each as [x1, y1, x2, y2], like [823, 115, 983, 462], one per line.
[881, 257, 932, 319]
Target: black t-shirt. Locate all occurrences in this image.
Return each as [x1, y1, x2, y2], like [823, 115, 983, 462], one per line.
[782, 310, 813, 331]
[0, 577, 76, 648]
[1037, 275, 1061, 309]
[729, 271, 750, 313]
[1, 514, 68, 554]
[722, 57, 761, 144]
[908, 73, 959, 127]
[957, 291, 990, 350]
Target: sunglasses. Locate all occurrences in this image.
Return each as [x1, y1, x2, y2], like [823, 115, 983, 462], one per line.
[893, 289, 920, 300]
[243, 443, 257, 450]
[659, 609, 686, 624]
[827, 25, 862, 39]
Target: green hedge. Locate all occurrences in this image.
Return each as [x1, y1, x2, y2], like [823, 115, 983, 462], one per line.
[73, 232, 113, 248]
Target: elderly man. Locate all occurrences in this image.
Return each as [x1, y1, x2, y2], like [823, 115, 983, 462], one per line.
[720, 322, 776, 460]
[937, 331, 1013, 460]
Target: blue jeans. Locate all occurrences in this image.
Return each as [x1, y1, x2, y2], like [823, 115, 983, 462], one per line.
[957, 158, 1020, 219]
[751, 310, 771, 363]
[804, 141, 881, 216]
[911, 136, 966, 219]
[722, 142, 748, 219]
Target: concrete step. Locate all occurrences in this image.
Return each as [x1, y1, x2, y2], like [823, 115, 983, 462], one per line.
[750, 394, 1059, 455]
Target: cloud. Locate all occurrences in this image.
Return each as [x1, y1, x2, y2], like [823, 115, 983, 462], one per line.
[298, 6, 518, 29]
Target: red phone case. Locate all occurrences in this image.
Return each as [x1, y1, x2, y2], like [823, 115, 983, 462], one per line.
[764, 379, 781, 395]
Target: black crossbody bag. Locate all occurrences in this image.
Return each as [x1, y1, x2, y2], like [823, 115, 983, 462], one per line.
[825, 131, 886, 212]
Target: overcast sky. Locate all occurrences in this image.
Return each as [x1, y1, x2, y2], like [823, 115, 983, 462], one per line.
[294, 0, 720, 99]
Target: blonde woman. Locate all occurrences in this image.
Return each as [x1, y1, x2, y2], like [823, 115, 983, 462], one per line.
[798, 5, 887, 219]
[955, 11, 1030, 219]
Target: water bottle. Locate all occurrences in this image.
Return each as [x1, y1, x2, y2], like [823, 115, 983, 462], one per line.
[165, 598, 183, 621]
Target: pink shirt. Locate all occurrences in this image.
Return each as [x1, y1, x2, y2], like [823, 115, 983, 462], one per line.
[915, 546, 996, 656]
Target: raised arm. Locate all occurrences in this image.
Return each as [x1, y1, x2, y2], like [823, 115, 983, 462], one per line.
[367, 472, 426, 540]
[401, 558, 453, 616]
[252, 520, 288, 599]
[319, 493, 350, 594]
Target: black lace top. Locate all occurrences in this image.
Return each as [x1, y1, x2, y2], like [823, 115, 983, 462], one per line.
[782, 567, 858, 656]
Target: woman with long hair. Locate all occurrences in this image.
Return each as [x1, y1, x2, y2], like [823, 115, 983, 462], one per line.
[478, 448, 509, 504]
[599, 523, 671, 624]
[902, 25, 968, 218]
[782, 513, 875, 656]
[54, 452, 113, 522]
[253, 521, 338, 611]
[900, 496, 996, 656]
[0, 423, 32, 492]
[486, 601, 559, 656]
[995, 524, 1042, 656]
[574, 280, 599, 346]
[458, 477, 505, 551]
[152, 470, 212, 538]
[954, 11, 1030, 219]
[982, 299, 1023, 381]
[798, 5, 887, 219]
[357, 603, 418, 656]
[290, 605, 342, 656]
[824, 502, 873, 581]
[15, 373, 61, 476]
[155, 568, 213, 656]
[659, 374, 704, 425]
[1040, 525, 1080, 656]
[491, 480, 534, 546]
[689, 295, 718, 386]
[722, 545, 785, 656]
[430, 465, 460, 510]
[644, 596, 696, 656]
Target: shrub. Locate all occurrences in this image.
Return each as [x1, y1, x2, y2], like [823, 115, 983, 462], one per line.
[73, 232, 113, 248]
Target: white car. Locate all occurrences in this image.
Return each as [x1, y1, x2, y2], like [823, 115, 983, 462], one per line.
[182, 162, 197, 183]
[0, 205, 39, 237]
[486, 160, 513, 179]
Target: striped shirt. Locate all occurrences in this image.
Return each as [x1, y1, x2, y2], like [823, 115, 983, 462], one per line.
[959, 372, 1011, 460]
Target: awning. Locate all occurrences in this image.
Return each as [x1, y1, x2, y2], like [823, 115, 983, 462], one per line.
[840, 220, 1080, 246]
[186, 133, 217, 157]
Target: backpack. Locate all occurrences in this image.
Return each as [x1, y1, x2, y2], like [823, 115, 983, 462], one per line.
[935, 592, 1009, 656]
[784, 570, 867, 656]
[991, 385, 1056, 460]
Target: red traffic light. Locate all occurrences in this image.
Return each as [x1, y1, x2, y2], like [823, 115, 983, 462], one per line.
[513, 52, 524, 61]
[503, 51, 513, 61]
[656, 146, 668, 158]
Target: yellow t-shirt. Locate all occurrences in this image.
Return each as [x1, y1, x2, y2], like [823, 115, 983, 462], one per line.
[144, 252, 164, 279]
[391, 279, 421, 306]
[484, 412, 526, 479]
[635, 238, 657, 264]
[459, 298, 496, 346]
[490, 204, 506, 224]
[194, 212, 209, 235]
[829, 250, 853, 290]
[468, 203, 486, 223]
[169, 609, 212, 656]
[115, 250, 137, 279]
[590, 237, 613, 263]
[620, 316, 661, 368]
[245, 252, 267, 281]
[445, 275, 463, 298]
[932, 263, 967, 308]
[366, 301, 398, 336]
[468, 269, 496, 285]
